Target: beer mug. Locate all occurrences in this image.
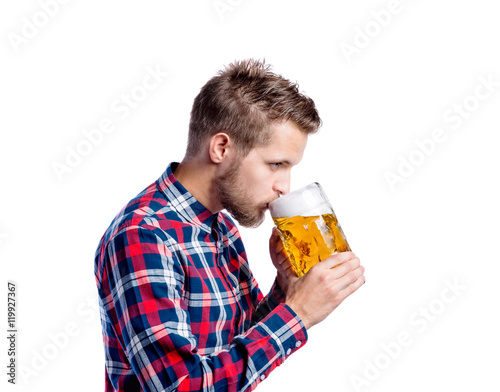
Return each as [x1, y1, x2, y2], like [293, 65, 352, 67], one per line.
[269, 182, 350, 277]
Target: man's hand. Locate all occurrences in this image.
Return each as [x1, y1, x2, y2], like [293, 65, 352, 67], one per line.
[285, 251, 365, 330]
[269, 228, 296, 295]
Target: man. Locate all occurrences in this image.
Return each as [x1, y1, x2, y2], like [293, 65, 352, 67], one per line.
[94, 59, 365, 391]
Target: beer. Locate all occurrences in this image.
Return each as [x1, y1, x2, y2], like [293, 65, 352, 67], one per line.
[273, 213, 350, 277]
[269, 183, 351, 278]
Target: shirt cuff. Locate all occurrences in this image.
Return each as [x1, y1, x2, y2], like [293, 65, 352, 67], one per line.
[253, 303, 308, 380]
[270, 277, 286, 304]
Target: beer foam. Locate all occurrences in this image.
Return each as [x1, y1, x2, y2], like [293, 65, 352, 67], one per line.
[269, 182, 332, 218]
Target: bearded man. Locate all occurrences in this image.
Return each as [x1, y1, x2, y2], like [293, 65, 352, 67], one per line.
[94, 59, 365, 391]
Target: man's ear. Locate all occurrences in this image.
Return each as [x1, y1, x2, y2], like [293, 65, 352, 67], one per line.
[209, 133, 232, 163]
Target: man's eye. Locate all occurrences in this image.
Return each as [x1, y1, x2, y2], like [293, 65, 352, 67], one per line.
[271, 163, 282, 170]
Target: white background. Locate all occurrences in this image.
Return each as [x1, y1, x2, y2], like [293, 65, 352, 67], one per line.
[2, 0, 500, 391]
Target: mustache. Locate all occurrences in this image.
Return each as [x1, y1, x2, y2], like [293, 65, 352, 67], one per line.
[264, 195, 280, 207]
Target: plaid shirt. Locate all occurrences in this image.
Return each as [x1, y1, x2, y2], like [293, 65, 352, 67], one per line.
[94, 162, 307, 391]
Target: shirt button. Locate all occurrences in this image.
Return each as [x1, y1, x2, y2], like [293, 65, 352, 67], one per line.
[260, 374, 266, 381]
[286, 348, 292, 356]
[295, 341, 302, 348]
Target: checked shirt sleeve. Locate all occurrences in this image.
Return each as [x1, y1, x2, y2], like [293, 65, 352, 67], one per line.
[97, 226, 307, 392]
[251, 279, 287, 326]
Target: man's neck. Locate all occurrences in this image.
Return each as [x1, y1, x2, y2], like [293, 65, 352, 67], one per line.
[174, 158, 221, 214]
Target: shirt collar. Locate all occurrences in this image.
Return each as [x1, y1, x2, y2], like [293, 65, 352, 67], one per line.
[157, 162, 219, 233]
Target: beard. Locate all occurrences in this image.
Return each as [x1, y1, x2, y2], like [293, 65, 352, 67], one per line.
[215, 164, 269, 228]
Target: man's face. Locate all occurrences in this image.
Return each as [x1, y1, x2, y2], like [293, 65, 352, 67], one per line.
[215, 120, 308, 228]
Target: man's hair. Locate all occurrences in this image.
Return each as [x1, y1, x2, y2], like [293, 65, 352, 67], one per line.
[186, 59, 322, 157]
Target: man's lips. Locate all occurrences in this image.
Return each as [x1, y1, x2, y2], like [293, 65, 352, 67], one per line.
[262, 195, 280, 212]
[265, 197, 279, 210]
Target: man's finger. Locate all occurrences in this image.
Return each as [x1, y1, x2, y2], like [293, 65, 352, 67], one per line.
[269, 228, 282, 248]
[338, 272, 366, 300]
[328, 257, 361, 280]
[318, 251, 356, 269]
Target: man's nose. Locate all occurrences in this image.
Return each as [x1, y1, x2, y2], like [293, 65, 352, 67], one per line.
[274, 173, 291, 196]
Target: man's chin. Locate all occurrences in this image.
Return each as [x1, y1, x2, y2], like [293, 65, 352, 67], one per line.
[231, 210, 266, 229]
